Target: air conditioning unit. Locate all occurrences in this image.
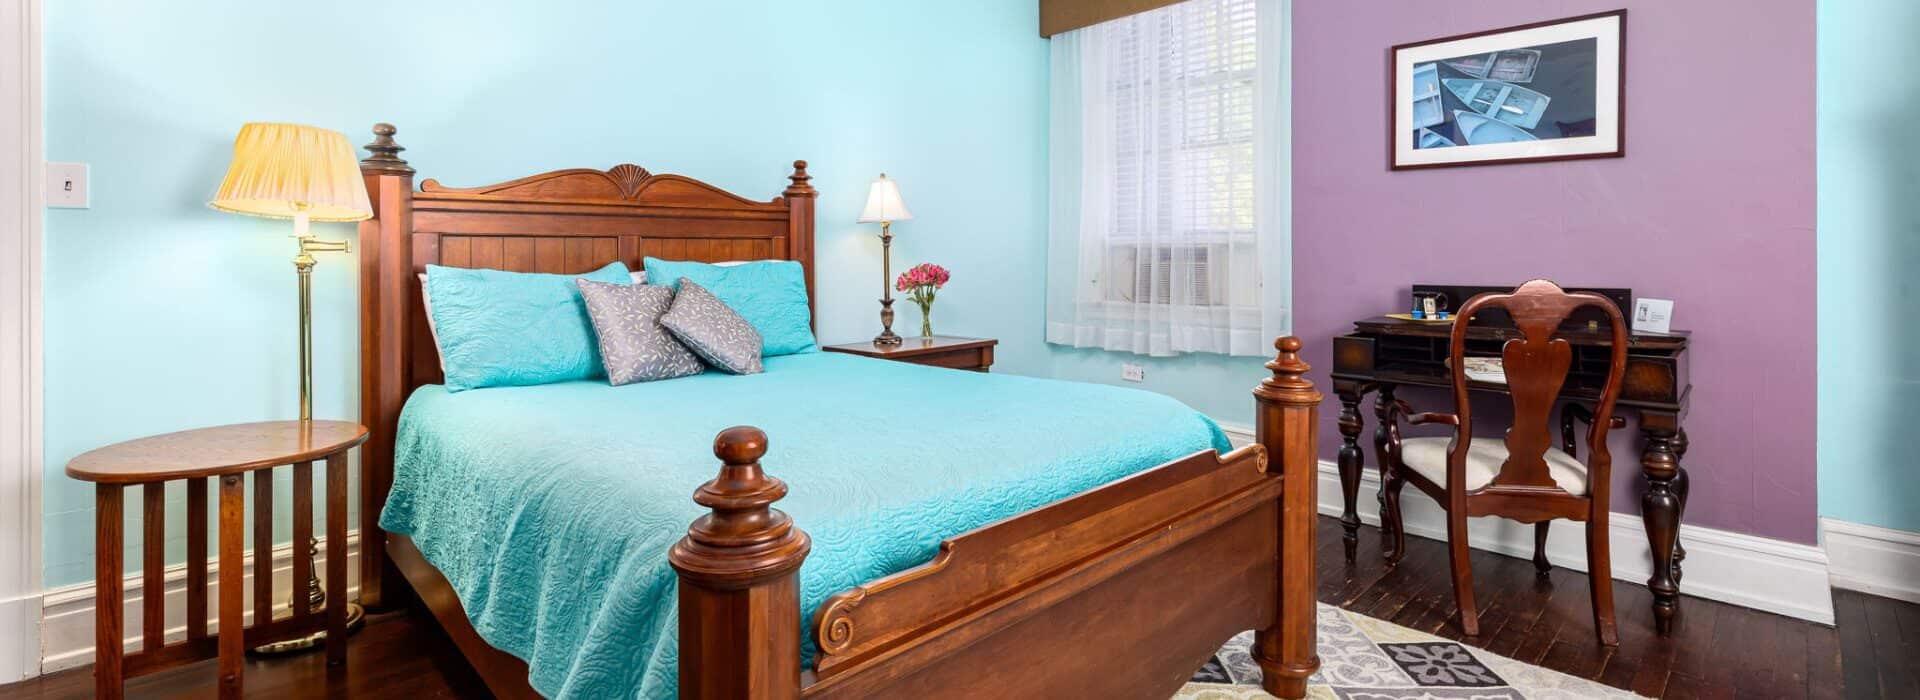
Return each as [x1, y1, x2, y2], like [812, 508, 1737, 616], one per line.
[1103, 244, 1227, 306]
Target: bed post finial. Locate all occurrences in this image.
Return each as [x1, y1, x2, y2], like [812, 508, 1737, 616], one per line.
[670, 426, 809, 700]
[1259, 336, 1318, 403]
[784, 160, 815, 198]
[1252, 335, 1321, 699]
[361, 123, 414, 174]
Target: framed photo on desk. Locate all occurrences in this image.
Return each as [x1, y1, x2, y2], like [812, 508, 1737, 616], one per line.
[1391, 10, 1626, 170]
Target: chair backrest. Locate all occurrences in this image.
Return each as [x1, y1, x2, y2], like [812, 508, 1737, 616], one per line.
[1448, 279, 1628, 497]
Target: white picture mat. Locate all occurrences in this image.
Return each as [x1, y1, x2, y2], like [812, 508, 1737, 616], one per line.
[1393, 14, 1621, 167]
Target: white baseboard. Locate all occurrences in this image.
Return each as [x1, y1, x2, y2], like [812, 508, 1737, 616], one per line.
[38, 532, 360, 672]
[1219, 425, 1836, 625]
[1822, 518, 1920, 606]
[0, 592, 41, 682]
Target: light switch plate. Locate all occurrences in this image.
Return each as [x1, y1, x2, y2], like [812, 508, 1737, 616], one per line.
[46, 162, 89, 208]
[1121, 363, 1145, 382]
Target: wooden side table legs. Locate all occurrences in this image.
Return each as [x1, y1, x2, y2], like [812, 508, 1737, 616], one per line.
[219, 474, 246, 698]
[68, 421, 369, 698]
[188, 478, 209, 643]
[94, 485, 123, 700]
[141, 485, 163, 657]
[327, 452, 349, 666]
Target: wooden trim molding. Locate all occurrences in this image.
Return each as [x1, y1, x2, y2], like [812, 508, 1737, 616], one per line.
[1, 0, 45, 682]
[1039, 0, 1184, 36]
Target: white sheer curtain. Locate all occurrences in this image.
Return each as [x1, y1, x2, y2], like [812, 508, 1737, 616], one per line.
[1046, 0, 1290, 358]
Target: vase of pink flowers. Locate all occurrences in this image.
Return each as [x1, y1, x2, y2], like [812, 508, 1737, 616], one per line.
[895, 263, 950, 339]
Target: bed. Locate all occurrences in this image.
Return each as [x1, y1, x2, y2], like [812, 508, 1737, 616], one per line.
[352, 123, 1321, 699]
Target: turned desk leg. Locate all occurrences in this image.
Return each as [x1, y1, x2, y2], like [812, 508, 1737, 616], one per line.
[94, 485, 124, 700]
[1639, 412, 1684, 634]
[1333, 380, 1369, 559]
[217, 475, 246, 699]
[1371, 384, 1397, 552]
[1672, 429, 1691, 584]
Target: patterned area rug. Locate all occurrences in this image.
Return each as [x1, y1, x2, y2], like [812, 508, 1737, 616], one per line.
[1177, 604, 1643, 699]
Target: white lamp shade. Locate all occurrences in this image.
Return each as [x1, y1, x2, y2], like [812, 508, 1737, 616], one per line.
[858, 174, 913, 223]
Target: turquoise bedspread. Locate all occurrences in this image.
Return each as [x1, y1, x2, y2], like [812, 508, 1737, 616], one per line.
[380, 352, 1230, 699]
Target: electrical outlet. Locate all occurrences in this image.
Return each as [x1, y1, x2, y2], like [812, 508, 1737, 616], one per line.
[46, 162, 89, 208]
[1121, 363, 1145, 382]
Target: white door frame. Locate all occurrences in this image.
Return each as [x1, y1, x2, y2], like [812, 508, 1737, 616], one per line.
[1, 0, 45, 682]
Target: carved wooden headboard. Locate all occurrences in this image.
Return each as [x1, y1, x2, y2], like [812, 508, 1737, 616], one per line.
[352, 123, 816, 605]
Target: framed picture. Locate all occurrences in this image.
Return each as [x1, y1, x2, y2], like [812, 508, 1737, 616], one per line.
[1391, 10, 1625, 170]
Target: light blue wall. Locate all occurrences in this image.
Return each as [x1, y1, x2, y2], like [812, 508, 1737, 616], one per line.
[1046, 350, 1268, 425]
[41, 0, 1049, 586]
[1817, 0, 1920, 532]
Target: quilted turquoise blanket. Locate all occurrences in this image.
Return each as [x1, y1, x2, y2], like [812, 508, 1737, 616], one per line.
[380, 351, 1230, 698]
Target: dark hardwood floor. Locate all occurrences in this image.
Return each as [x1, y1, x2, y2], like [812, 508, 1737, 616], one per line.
[1321, 521, 1914, 699]
[4, 516, 1914, 698]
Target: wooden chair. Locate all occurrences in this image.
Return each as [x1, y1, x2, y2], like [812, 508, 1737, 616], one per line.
[1379, 279, 1627, 646]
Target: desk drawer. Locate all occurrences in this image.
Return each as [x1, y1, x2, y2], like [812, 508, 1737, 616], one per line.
[909, 346, 993, 372]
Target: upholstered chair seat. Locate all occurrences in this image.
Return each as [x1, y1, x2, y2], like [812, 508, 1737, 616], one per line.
[1396, 437, 1589, 496]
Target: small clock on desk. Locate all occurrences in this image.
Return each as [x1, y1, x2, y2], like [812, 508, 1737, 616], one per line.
[822, 335, 997, 372]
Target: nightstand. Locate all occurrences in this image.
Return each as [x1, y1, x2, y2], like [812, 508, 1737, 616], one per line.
[823, 335, 997, 372]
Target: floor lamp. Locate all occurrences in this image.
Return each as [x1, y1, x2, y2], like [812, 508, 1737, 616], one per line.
[209, 122, 372, 654]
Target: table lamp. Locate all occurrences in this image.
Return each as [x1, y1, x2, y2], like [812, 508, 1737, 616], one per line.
[858, 173, 913, 346]
[209, 122, 373, 653]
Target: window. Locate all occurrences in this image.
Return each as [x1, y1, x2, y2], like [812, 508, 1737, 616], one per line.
[1046, 0, 1288, 358]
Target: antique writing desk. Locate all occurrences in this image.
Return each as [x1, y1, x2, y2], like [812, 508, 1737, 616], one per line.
[1330, 300, 1692, 632]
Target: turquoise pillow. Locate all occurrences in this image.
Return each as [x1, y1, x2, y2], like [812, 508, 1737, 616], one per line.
[426, 261, 633, 392]
[642, 257, 817, 356]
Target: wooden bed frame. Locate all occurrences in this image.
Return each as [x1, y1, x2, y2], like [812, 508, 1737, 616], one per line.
[352, 123, 1322, 699]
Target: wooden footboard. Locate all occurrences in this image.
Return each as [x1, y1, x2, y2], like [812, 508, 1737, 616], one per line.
[670, 338, 1322, 700]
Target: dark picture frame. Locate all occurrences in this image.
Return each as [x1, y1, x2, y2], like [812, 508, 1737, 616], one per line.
[1390, 9, 1626, 170]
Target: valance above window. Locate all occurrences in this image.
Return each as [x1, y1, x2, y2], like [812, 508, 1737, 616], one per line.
[1040, 0, 1189, 37]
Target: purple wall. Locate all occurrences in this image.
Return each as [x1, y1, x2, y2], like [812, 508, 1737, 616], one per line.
[1290, 1, 1818, 542]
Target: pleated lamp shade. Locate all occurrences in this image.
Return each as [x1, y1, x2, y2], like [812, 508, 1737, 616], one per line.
[209, 123, 373, 222]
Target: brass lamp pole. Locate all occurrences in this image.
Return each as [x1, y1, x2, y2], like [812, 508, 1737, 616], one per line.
[293, 209, 350, 421]
[210, 122, 371, 654]
[858, 174, 914, 346]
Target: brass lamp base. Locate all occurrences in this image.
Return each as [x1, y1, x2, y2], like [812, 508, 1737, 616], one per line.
[248, 537, 364, 656]
[874, 299, 902, 346]
[247, 602, 365, 656]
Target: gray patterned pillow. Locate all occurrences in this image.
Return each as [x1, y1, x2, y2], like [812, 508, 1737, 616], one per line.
[576, 279, 706, 385]
[659, 278, 763, 375]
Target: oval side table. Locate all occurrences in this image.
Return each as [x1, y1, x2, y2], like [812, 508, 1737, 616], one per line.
[66, 420, 368, 700]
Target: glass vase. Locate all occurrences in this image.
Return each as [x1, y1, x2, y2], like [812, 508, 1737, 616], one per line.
[918, 301, 934, 338]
